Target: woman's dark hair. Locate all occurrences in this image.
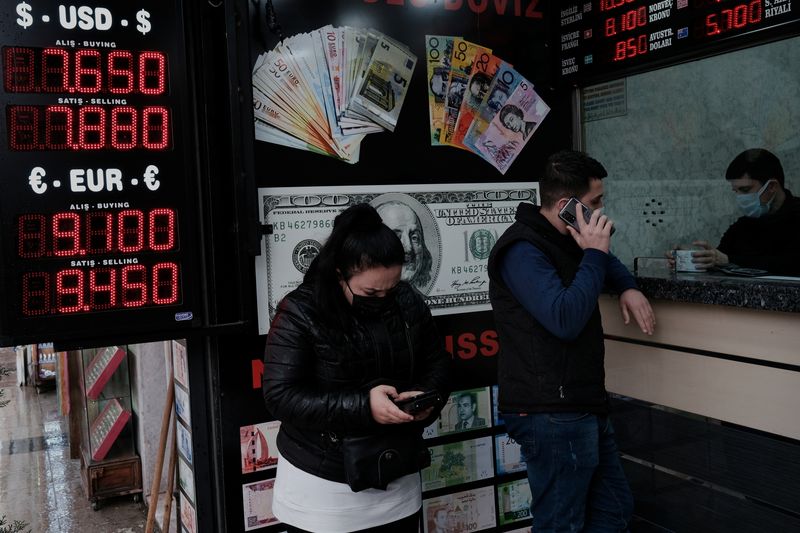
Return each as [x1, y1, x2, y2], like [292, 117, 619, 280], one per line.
[304, 203, 404, 326]
[725, 148, 784, 187]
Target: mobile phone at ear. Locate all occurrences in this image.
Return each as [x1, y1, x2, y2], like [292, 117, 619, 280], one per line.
[558, 197, 615, 235]
[393, 391, 442, 415]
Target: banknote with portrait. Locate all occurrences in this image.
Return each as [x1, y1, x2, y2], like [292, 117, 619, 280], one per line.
[423, 485, 496, 533]
[423, 387, 492, 439]
[255, 183, 538, 334]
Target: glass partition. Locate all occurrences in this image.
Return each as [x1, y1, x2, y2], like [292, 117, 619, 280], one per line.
[583, 35, 800, 271]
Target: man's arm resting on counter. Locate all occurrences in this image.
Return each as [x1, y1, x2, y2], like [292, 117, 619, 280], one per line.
[499, 241, 609, 341]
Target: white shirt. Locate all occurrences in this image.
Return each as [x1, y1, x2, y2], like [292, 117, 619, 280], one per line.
[272, 451, 421, 532]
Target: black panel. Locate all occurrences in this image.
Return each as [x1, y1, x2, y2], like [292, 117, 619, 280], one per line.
[612, 396, 800, 530]
[556, 0, 800, 85]
[0, 1, 202, 344]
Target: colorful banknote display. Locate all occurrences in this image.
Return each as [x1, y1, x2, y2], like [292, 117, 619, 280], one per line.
[495, 433, 525, 475]
[423, 387, 492, 439]
[422, 436, 494, 491]
[423, 485, 496, 533]
[240, 421, 280, 474]
[255, 183, 538, 334]
[253, 27, 415, 163]
[242, 479, 280, 531]
[425, 35, 549, 174]
[497, 478, 532, 526]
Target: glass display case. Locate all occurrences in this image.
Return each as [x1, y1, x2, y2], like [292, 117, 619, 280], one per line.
[76, 345, 142, 510]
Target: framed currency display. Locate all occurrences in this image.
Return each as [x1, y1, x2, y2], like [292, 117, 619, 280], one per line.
[423, 485, 497, 533]
[422, 436, 494, 492]
[497, 478, 533, 526]
[423, 387, 493, 439]
[84, 345, 126, 400]
[75, 344, 141, 509]
[89, 397, 131, 461]
[255, 183, 538, 334]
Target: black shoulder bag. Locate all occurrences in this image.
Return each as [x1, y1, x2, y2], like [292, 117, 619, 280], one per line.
[340, 315, 433, 492]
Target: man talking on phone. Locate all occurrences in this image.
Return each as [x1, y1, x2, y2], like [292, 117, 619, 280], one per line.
[488, 150, 655, 532]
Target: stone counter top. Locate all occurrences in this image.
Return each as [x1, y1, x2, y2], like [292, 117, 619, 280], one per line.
[633, 272, 800, 313]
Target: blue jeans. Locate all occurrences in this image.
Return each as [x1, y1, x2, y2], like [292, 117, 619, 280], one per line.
[504, 412, 633, 533]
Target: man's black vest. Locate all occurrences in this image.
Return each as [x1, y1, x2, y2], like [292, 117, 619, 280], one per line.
[488, 203, 608, 414]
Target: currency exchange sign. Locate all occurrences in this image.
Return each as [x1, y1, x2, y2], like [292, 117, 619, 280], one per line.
[255, 182, 538, 334]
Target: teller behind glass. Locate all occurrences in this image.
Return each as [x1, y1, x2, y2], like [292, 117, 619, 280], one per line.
[262, 203, 451, 533]
[667, 148, 800, 275]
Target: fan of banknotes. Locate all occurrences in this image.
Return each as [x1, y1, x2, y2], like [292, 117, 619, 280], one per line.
[426, 36, 550, 175]
[252, 26, 417, 164]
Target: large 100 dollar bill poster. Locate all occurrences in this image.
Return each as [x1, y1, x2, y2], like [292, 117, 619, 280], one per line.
[256, 183, 538, 334]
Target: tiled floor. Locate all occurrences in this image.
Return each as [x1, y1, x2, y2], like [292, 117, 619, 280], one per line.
[0, 347, 147, 533]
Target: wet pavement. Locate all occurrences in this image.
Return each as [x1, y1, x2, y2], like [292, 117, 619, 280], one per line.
[0, 347, 147, 532]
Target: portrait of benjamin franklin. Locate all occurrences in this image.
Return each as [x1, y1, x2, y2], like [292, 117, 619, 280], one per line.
[372, 194, 441, 294]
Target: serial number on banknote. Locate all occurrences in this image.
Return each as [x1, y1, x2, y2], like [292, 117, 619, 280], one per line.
[271, 219, 333, 231]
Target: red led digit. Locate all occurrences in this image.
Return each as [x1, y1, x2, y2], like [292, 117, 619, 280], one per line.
[52, 212, 82, 256]
[22, 272, 51, 316]
[152, 263, 179, 304]
[149, 209, 176, 251]
[108, 50, 134, 94]
[18, 214, 47, 258]
[9, 106, 39, 150]
[139, 51, 166, 95]
[117, 210, 145, 252]
[4, 47, 35, 92]
[89, 267, 117, 309]
[614, 40, 627, 61]
[55, 269, 85, 313]
[121, 265, 147, 307]
[142, 106, 169, 150]
[750, 0, 762, 22]
[75, 49, 102, 93]
[42, 48, 70, 92]
[110, 106, 137, 150]
[77, 105, 106, 149]
[605, 17, 616, 37]
[733, 5, 745, 27]
[706, 13, 720, 35]
[86, 211, 113, 253]
[45, 105, 75, 150]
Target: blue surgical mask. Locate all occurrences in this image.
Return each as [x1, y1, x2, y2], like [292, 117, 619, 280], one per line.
[735, 180, 775, 218]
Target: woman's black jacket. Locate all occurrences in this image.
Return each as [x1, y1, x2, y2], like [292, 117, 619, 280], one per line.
[262, 280, 451, 483]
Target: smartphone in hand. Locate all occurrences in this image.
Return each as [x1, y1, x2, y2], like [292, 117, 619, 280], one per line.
[393, 391, 442, 415]
[558, 197, 615, 235]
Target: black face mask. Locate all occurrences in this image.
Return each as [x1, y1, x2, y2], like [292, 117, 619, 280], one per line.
[346, 281, 397, 315]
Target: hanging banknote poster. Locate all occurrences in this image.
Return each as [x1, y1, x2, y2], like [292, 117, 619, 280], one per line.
[255, 182, 538, 333]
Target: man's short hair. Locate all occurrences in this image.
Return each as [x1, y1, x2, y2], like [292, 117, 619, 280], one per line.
[725, 148, 785, 187]
[458, 392, 477, 407]
[540, 150, 608, 208]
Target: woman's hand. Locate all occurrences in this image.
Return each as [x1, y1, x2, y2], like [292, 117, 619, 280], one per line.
[369, 385, 415, 424]
[394, 390, 435, 422]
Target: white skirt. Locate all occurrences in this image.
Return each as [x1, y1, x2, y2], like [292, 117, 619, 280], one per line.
[272, 450, 422, 532]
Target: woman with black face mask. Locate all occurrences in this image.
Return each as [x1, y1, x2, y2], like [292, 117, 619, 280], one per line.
[263, 203, 451, 533]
